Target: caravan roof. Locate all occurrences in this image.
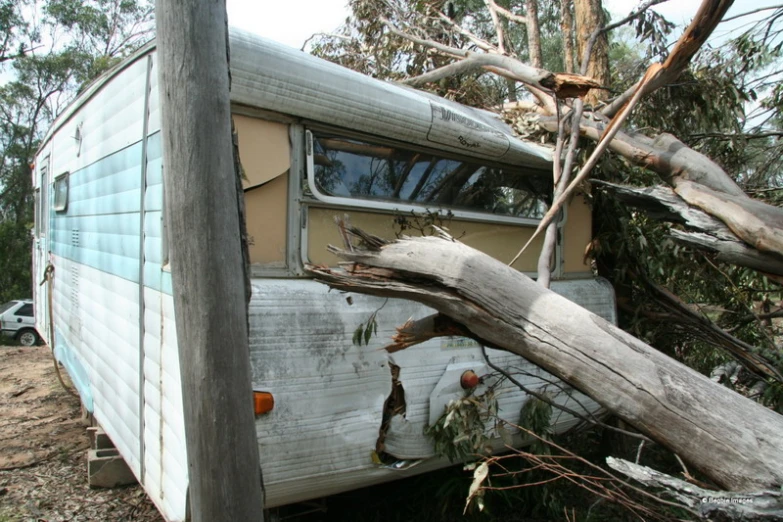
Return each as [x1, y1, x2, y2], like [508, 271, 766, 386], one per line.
[40, 28, 553, 174]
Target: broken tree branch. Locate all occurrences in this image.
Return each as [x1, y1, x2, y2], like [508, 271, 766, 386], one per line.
[383, 16, 599, 102]
[593, 181, 783, 277]
[308, 233, 783, 491]
[510, 64, 660, 266]
[607, 457, 783, 520]
[601, 0, 735, 118]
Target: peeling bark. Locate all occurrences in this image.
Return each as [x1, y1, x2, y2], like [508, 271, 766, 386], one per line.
[308, 233, 783, 492]
[674, 180, 783, 257]
[594, 181, 783, 277]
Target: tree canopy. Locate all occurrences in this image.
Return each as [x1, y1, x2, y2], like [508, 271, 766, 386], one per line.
[0, 0, 152, 304]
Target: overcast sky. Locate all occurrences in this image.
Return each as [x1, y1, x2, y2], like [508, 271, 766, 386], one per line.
[226, 0, 780, 49]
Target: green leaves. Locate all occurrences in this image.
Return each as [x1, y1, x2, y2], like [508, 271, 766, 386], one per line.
[352, 314, 379, 346]
[0, 0, 154, 302]
[519, 395, 553, 455]
[424, 389, 498, 463]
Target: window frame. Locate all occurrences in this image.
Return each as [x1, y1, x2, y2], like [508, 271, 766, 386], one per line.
[39, 165, 48, 237]
[53, 172, 70, 212]
[304, 129, 549, 227]
[34, 190, 40, 237]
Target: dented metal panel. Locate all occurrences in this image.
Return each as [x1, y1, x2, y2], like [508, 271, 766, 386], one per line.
[248, 277, 615, 507]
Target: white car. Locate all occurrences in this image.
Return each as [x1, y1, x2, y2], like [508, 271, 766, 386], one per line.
[0, 299, 40, 346]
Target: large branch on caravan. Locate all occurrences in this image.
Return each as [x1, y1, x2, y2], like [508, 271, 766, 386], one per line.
[307, 232, 783, 493]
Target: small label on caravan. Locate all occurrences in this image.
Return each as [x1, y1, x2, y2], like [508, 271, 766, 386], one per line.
[427, 102, 510, 158]
[440, 337, 481, 350]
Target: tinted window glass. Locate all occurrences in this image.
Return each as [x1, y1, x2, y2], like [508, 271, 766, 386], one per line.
[54, 173, 69, 212]
[311, 133, 550, 219]
[16, 303, 34, 317]
[0, 301, 15, 314]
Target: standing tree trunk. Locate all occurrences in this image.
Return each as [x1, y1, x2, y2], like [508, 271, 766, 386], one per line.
[155, 1, 265, 521]
[525, 0, 543, 68]
[574, 0, 609, 103]
[560, 0, 576, 72]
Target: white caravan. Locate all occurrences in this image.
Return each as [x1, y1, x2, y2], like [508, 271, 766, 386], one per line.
[32, 28, 615, 521]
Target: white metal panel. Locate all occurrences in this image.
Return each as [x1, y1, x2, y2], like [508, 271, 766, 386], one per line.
[249, 277, 613, 507]
[142, 287, 187, 522]
[50, 254, 143, 476]
[147, 55, 161, 136]
[248, 279, 390, 507]
[49, 58, 148, 177]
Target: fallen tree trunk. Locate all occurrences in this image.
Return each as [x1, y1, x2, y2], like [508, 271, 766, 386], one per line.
[606, 458, 783, 521]
[307, 232, 783, 492]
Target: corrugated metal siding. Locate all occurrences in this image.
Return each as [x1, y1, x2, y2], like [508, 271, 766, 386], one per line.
[48, 58, 147, 177]
[248, 280, 390, 507]
[141, 53, 187, 521]
[141, 132, 170, 294]
[51, 254, 143, 476]
[143, 287, 187, 522]
[45, 57, 149, 486]
[50, 142, 144, 283]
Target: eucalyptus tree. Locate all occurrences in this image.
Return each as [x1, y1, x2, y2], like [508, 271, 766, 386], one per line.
[0, 0, 152, 303]
[307, 0, 783, 514]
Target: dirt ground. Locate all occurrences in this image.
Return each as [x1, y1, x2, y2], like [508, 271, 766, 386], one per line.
[0, 345, 164, 522]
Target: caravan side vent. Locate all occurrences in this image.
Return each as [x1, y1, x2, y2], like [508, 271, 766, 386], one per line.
[70, 265, 81, 337]
[71, 229, 80, 247]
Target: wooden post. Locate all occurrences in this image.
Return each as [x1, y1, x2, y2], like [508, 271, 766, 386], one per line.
[155, 1, 265, 520]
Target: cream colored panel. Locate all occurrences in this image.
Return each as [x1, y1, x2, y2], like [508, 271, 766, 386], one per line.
[307, 207, 542, 272]
[245, 174, 288, 265]
[563, 192, 593, 274]
[234, 114, 290, 189]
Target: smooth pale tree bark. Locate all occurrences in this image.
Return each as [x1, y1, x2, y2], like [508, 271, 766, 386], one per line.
[606, 458, 783, 520]
[155, 1, 265, 520]
[308, 232, 783, 492]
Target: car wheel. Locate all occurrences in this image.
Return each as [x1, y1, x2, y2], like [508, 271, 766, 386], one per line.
[17, 329, 39, 347]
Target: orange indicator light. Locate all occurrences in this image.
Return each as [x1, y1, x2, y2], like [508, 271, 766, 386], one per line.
[253, 391, 274, 415]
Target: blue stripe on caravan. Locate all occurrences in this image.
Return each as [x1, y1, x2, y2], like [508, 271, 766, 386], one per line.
[54, 328, 94, 412]
[144, 262, 162, 293]
[51, 139, 143, 283]
[71, 141, 144, 187]
[144, 184, 163, 212]
[142, 261, 173, 296]
[162, 271, 172, 295]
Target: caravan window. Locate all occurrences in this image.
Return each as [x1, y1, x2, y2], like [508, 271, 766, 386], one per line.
[53, 172, 69, 212]
[308, 131, 550, 220]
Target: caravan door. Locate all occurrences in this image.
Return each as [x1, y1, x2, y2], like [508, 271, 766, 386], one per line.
[33, 157, 50, 344]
